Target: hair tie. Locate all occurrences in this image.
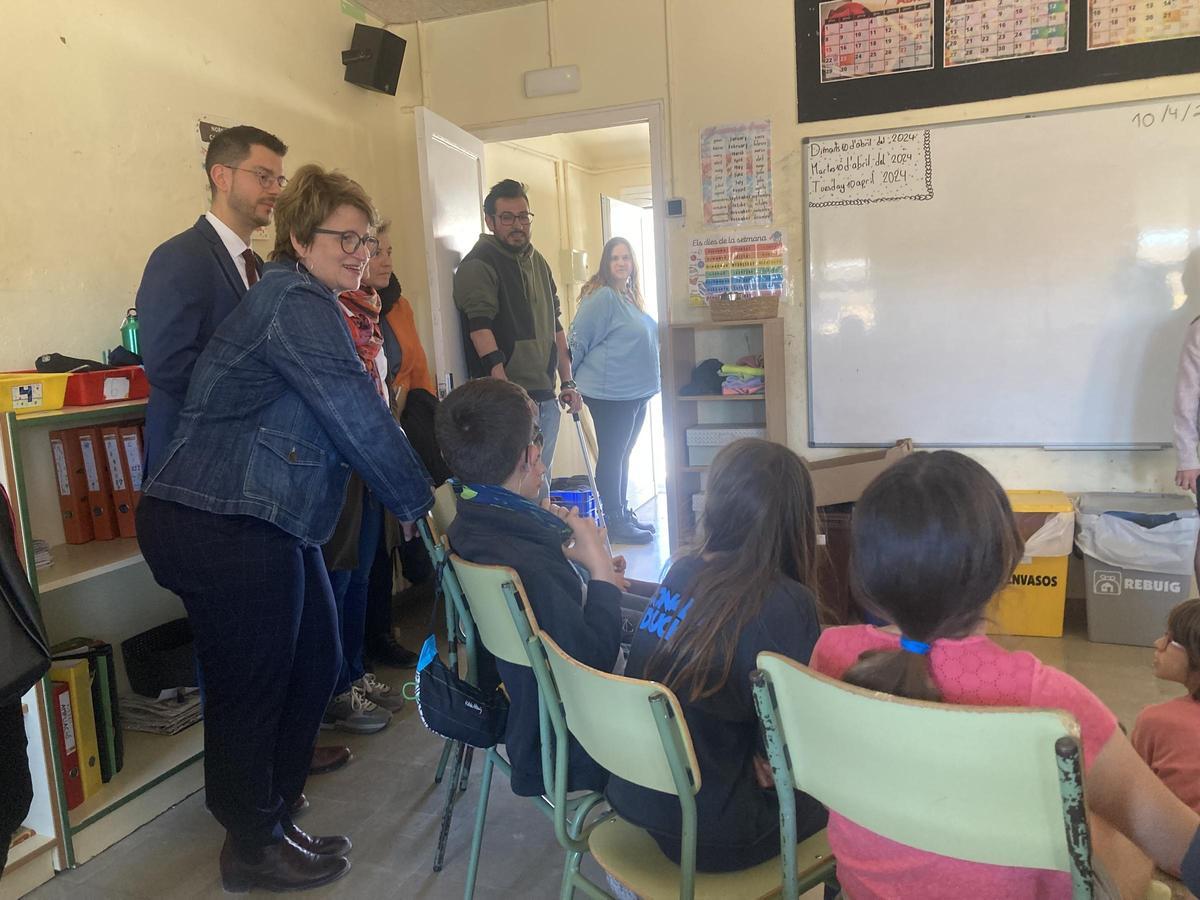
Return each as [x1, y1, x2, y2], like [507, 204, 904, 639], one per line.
[900, 635, 931, 655]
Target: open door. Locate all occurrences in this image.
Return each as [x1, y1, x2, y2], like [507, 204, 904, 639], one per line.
[414, 107, 485, 396]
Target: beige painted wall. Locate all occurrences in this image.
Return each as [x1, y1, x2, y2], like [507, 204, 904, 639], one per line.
[1, 2, 429, 370]
[418, 0, 1200, 495]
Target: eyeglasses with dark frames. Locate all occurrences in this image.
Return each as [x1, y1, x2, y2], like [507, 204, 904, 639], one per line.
[312, 228, 380, 258]
[224, 166, 288, 189]
[493, 212, 534, 226]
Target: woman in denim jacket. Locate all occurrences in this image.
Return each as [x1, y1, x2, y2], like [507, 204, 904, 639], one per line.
[136, 165, 432, 894]
[568, 237, 661, 545]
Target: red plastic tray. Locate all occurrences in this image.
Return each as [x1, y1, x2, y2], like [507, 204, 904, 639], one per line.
[64, 366, 149, 406]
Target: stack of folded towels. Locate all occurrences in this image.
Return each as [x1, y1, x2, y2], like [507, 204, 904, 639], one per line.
[720, 355, 765, 395]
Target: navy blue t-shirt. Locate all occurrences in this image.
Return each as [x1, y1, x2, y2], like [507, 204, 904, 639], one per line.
[605, 555, 826, 871]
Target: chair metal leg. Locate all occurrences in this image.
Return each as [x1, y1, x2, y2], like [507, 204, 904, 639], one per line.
[559, 849, 583, 900]
[464, 751, 496, 900]
[433, 741, 468, 872]
[434, 737, 456, 784]
[459, 746, 474, 792]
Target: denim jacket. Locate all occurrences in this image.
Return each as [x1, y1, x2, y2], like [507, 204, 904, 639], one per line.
[144, 262, 433, 543]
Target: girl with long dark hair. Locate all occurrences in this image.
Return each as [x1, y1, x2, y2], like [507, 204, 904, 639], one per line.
[811, 450, 1200, 899]
[605, 438, 828, 871]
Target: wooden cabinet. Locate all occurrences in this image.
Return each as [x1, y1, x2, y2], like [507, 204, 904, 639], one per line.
[0, 400, 202, 893]
[663, 318, 786, 549]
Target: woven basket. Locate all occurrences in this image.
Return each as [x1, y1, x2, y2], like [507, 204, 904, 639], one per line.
[707, 292, 780, 322]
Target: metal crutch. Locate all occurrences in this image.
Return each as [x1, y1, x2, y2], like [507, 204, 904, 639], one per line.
[570, 411, 612, 555]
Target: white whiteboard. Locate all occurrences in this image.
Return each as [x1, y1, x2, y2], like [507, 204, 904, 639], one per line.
[805, 96, 1200, 448]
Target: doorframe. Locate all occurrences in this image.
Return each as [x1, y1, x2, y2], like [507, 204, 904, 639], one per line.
[467, 101, 672, 334]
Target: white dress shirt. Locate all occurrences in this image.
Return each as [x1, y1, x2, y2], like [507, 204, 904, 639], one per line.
[204, 211, 252, 289]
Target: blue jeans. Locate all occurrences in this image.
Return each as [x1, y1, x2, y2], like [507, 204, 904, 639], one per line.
[329, 491, 382, 696]
[537, 398, 563, 499]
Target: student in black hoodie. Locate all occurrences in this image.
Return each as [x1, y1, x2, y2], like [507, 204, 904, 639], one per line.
[606, 438, 828, 872]
[435, 378, 623, 797]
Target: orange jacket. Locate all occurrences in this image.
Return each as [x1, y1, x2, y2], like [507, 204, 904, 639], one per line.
[384, 294, 436, 397]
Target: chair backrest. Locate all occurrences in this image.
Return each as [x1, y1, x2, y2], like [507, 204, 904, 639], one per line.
[448, 555, 538, 667]
[430, 482, 458, 539]
[537, 632, 701, 798]
[755, 652, 1085, 875]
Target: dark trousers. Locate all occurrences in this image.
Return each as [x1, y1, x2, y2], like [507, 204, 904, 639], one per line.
[136, 496, 340, 851]
[0, 699, 33, 872]
[329, 493, 382, 695]
[582, 396, 650, 520]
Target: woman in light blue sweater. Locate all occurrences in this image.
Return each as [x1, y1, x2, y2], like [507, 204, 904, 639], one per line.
[568, 237, 661, 545]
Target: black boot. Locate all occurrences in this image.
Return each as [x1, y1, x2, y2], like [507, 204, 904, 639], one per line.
[607, 514, 654, 545]
[625, 507, 656, 534]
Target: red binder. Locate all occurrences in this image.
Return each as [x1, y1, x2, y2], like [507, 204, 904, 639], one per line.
[51, 680, 85, 809]
[77, 427, 117, 541]
[117, 425, 144, 511]
[101, 425, 136, 537]
[49, 429, 94, 544]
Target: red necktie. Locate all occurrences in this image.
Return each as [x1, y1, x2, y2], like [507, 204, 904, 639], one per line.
[242, 249, 260, 287]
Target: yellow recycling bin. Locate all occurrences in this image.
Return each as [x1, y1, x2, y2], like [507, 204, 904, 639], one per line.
[986, 490, 1075, 638]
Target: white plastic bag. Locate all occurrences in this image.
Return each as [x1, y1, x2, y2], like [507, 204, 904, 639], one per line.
[1022, 511, 1074, 560]
[1075, 512, 1199, 577]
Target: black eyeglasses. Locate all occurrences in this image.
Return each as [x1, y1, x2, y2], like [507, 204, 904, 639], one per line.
[225, 166, 288, 189]
[494, 212, 534, 226]
[312, 228, 380, 258]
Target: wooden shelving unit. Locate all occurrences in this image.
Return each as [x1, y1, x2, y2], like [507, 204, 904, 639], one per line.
[0, 398, 203, 884]
[663, 318, 787, 549]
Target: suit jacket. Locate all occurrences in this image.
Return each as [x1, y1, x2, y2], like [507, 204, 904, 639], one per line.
[135, 216, 258, 475]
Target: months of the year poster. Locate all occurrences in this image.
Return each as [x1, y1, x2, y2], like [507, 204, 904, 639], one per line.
[945, 0, 1069, 66]
[1088, 0, 1200, 48]
[820, 0, 935, 82]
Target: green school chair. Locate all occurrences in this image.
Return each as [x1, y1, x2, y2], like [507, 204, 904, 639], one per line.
[447, 555, 608, 900]
[752, 651, 1138, 900]
[532, 632, 835, 900]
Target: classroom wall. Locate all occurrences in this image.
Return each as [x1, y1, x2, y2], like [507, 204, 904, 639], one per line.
[419, 0, 1200, 495]
[1, 1, 429, 371]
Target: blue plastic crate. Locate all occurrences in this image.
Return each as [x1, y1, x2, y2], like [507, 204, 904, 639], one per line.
[549, 488, 600, 523]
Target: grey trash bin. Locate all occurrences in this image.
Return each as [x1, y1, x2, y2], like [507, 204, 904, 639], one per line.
[1076, 492, 1199, 647]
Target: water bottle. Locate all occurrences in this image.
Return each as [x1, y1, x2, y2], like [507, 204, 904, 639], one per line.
[120, 308, 139, 355]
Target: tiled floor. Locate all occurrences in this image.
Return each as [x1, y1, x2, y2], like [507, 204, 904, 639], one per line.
[21, 510, 1197, 898]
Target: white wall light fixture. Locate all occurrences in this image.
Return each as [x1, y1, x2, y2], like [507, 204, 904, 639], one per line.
[523, 65, 582, 98]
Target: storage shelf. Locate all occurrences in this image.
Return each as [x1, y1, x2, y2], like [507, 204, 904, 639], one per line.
[675, 393, 765, 401]
[14, 399, 147, 427]
[669, 318, 778, 331]
[37, 537, 143, 593]
[3, 832, 55, 873]
[69, 725, 204, 832]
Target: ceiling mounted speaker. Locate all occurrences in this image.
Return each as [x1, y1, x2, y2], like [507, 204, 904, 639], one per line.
[342, 24, 406, 96]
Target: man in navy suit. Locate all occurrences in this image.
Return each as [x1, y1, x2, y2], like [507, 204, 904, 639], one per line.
[136, 124, 288, 476]
[135, 127, 354, 782]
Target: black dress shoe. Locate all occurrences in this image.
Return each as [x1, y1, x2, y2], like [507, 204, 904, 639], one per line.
[309, 745, 352, 775]
[285, 821, 352, 857]
[219, 834, 350, 893]
[369, 636, 419, 668]
[289, 793, 309, 816]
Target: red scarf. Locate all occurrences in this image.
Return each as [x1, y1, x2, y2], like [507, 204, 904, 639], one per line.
[337, 288, 387, 401]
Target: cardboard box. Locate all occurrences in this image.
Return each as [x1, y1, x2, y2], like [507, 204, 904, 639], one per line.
[806, 440, 913, 508]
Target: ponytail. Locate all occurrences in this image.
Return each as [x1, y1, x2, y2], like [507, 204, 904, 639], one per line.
[843, 647, 941, 702]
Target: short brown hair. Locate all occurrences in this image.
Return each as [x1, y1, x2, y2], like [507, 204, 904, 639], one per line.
[269, 164, 377, 263]
[435, 379, 535, 484]
[1167, 599, 1200, 699]
[204, 125, 287, 197]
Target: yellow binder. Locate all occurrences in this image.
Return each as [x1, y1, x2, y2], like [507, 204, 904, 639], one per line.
[50, 659, 103, 799]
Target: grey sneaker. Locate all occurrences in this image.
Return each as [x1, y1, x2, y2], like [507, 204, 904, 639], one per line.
[356, 673, 405, 712]
[321, 685, 391, 734]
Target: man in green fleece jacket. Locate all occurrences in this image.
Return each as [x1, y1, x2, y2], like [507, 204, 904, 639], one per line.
[453, 179, 581, 496]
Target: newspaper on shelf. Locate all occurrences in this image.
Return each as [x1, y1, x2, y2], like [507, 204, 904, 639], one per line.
[119, 687, 201, 735]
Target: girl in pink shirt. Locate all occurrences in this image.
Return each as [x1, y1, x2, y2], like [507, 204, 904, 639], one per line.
[1133, 599, 1200, 816]
[809, 451, 1200, 899]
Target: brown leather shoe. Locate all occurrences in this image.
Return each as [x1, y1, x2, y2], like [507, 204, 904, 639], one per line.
[285, 821, 352, 857]
[219, 834, 350, 893]
[309, 745, 352, 775]
[289, 793, 309, 817]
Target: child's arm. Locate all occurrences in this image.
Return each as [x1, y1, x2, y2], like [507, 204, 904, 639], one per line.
[1174, 321, 1200, 487]
[1086, 728, 1200, 876]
